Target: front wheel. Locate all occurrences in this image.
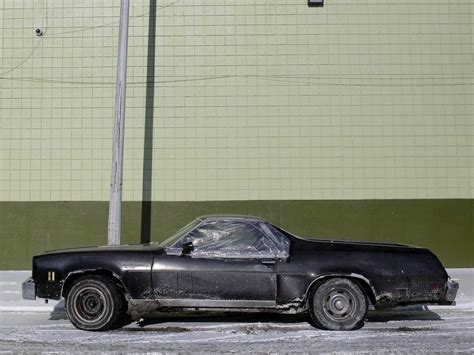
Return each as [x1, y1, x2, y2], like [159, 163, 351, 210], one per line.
[308, 278, 368, 331]
[65, 275, 129, 331]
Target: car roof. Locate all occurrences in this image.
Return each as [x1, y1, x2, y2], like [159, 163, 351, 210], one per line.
[196, 214, 265, 222]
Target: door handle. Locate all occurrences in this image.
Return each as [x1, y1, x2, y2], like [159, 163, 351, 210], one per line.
[261, 259, 276, 265]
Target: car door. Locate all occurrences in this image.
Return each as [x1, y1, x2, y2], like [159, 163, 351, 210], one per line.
[152, 219, 287, 307]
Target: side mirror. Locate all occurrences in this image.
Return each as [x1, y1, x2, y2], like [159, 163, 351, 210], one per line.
[181, 241, 194, 256]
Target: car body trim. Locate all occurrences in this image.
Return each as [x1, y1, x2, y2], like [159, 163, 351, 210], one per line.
[128, 299, 279, 321]
[131, 298, 276, 309]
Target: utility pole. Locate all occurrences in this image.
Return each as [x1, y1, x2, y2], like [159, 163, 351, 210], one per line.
[108, 0, 130, 245]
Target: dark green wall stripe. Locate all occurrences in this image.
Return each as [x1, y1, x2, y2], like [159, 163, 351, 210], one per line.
[0, 199, 472, 269]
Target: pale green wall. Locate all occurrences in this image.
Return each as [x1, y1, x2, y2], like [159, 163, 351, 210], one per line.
[1, 0, 472, 202]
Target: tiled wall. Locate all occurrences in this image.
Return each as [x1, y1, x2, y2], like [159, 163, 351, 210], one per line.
[1, 0, 472, 201]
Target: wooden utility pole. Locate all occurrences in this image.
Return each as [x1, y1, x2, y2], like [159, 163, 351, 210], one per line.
[108, 0, 130, 245]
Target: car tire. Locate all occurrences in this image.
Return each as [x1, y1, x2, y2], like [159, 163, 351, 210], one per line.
[308, 278, 368, 331]
[65, 275, 129, 331]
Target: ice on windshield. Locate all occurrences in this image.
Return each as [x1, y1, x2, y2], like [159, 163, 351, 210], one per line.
[166, 220, 290, 259]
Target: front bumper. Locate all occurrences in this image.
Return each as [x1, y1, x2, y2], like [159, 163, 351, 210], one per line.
[439, 279, 459, 305]
[22, 277, 36, 300]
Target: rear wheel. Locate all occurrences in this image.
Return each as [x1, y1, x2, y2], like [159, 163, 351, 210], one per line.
[308, 278, 368, 331]
[65, 275, 130, 331]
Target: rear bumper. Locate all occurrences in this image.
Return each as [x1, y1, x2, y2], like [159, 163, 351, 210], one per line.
[22, 277, 36, 300]
[438, 279, 459, 305]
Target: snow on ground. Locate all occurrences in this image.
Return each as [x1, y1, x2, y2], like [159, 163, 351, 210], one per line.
[0, 269, 473, 353]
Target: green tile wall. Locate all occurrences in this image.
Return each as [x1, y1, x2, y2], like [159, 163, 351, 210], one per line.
[0, 200, 472, 269]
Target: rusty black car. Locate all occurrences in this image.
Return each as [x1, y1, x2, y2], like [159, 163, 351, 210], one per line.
[23, 215, 458, 331]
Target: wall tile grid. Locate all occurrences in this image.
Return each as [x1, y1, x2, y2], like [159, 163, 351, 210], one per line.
[0, 0, 472, 201]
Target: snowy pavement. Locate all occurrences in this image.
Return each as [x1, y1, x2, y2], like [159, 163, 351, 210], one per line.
[0, 270, 473, 353]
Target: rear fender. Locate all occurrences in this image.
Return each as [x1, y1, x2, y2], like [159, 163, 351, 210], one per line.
[304, 273, 377, 305]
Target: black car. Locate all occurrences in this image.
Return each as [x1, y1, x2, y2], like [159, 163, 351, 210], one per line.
[23, 215, 458, 331]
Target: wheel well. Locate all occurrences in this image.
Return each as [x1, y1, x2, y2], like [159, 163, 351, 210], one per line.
[306, 276, 376, 305]
[61, 269, 128, 300]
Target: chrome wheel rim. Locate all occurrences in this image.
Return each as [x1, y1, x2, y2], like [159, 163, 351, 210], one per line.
[73, 286, 107, 324]
[322, 289, 357, 321]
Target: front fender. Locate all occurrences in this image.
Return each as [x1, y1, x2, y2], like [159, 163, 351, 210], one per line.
[33, 251, 154, 300]
[61, 268, 129, 299]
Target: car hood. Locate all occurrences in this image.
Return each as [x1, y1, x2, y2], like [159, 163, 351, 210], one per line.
[42, 243, 161, 255]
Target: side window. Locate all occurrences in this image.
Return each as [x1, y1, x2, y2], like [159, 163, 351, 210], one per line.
[188, 221, 272, 259]
[166, 219, 290, 260]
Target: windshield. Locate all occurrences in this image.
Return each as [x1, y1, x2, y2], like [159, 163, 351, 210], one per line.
[157, 219, 201, 248]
